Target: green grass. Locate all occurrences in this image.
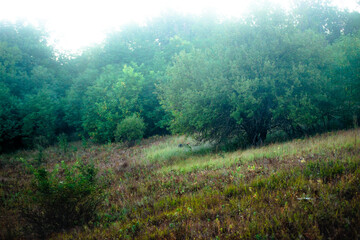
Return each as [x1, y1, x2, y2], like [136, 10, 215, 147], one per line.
[1, 129, 360, 239]
[143, 135, 213, 165]
[148, 130, 359, 174]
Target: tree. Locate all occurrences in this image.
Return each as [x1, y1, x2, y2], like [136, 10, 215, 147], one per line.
[21, 88, 59, 147]
[0, 83, 21, 151]
[63, 68, 99, 133]
[82, 64, 144, 143]
[330, 30, 360, 125]
[160, 48, 237, 144]
[160, 12, 333, 145]
[114, 114, 145, 145]
[0, 41, 27, 96]
[293, 0, 348, 43]
[230, 26, 333, 142]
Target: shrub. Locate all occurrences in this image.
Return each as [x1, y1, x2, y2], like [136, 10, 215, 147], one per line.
[57, 133, 69, 154]
[21, 160, 104, 237]
[114, 114, 145, 145]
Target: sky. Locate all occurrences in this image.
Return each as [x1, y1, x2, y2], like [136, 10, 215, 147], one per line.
[0, 0, 359, 52]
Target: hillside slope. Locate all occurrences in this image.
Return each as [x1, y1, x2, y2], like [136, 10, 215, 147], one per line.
[1, 130, 360, 239]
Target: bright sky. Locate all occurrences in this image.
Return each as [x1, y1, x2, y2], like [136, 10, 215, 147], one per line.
[0, 0, 359, 53]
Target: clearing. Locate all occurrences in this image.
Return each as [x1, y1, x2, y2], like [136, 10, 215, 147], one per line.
[1, 130, 360, 239]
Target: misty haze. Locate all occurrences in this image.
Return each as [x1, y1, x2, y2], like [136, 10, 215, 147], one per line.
[1, 0, 360, 239]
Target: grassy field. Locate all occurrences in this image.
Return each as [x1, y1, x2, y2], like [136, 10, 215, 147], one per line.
[1, 130, 360, 239]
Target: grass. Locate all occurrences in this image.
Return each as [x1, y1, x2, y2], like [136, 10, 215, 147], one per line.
[143, 135, 213, 165]
[147, 130, 358, 174]
[1, 129, 360, 239]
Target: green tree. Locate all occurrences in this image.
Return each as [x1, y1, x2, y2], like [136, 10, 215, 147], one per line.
[0, 82, 21, 151]
[0, 21, 56, 96]
[63, 68, 99, 133]
[330, 31, 360, 125]
[160, 13, 333, 145]
[230, 27, 332, 142]
[160, 48, 236, 144]
[0, 21, 69, 150]
[82, 64, 144, 143]
[293, 0, 348, 43]
[114, 114, 145, 145]
[21, 88, 59, 147]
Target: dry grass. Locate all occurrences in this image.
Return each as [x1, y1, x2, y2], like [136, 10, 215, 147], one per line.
[1, 129, 360, 239]
[148, 129, 360, 173]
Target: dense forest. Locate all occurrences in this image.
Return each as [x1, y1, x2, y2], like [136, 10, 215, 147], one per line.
[1, 0, 360, 152]
[2, 1, 360, 239]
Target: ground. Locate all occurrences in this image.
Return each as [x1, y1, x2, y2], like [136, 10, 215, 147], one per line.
[1, 130, 360, 239]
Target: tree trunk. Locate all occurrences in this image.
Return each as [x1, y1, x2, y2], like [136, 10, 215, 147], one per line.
[259, 129, 267, 145]
[246, 128, 268, 146]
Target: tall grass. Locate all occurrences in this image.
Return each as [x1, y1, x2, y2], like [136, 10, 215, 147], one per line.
[2, 129, 360, 239]
[149, 129, 360, 173]
[143, 135, 213, 165]
[54, 129, 360, 239]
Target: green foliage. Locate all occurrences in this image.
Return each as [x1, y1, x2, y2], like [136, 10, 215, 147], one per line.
[45, 129, 359, 239]
[21, 88, 59, 147]
[2, 128, 360, 239]
[137, 69, 171, 136]
[82, 64, 144, 143]
[0, 82, 21, 151]
[57, 133, 69, 154]
[0, 41, 23, 94]
[1, 4, 360, 151]
[29, 66, 55, 92]
[294, 0, 349, 43]
[144, 136, 212, 165]
[114, 114, 145, 144]
[231, 28, 332, 142]
[0, 21, 56, 96]
[160, 12, 338, 146]
[63, 68, 99, 132]
[21, 159, 104, 237]
[330, 31, 360, 124]
[160, 48, 236, 144]
[0, 21, 68, 150]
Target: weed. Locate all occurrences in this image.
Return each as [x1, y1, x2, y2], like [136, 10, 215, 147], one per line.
[20, 159, 104, 238]
[82, 135, 88, 149]
[57, 133, 69, 155]
[2, 129, 360, 239]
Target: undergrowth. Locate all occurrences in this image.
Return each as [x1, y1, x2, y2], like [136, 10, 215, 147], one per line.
[1, 129, 360, 239]
[20, 159, 105, 238]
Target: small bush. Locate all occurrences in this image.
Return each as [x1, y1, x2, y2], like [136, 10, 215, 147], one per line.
[57, 133, 69, 154]
[264, 129, 289, 144]
[114, 114, 145, 145]
[21, 160, 104, 237]
[32, 136, 49, 166]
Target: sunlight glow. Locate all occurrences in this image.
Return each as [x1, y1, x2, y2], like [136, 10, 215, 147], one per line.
[0, 0, 358, 52]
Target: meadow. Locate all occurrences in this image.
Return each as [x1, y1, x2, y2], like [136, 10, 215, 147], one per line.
[1, 129, 360, 239]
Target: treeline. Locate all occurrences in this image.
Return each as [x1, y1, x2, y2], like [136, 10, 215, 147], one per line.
[1, 0, 360, 152]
